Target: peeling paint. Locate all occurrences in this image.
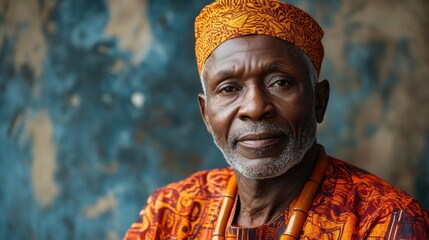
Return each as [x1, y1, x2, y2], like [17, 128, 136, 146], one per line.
[110, 59, 126, 73]
[26, 110, 58, 208]
[104, 0, 152, 64]
[107, 231, 119, 240]
[3, 0, 56, 78]
[68, 94, 80, 107]
[131, 92, 145, 109]
[323, 0, 429, 193]
[8, 110, 25, 137]
[82, 191, 116, 219]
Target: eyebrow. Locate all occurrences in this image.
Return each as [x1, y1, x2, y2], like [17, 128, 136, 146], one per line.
[266, 61, 287, 72]
[210, 61, 288, 80]
[212, 69, 236, 80]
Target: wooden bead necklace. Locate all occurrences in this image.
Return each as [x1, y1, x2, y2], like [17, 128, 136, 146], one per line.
[212, 153, 329, 240]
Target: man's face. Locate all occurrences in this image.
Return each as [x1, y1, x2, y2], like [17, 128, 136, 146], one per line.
[198, 35, 324, 179]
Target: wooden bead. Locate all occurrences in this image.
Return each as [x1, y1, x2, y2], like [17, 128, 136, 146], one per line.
[212, 175, 237, 239]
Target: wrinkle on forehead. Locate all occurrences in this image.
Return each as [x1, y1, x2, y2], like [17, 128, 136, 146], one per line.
[200, 35, 318, 94]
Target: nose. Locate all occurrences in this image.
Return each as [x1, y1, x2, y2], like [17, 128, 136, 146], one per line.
[237, 85, 275, 121]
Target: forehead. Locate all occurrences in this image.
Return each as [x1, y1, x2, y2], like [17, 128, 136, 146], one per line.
[203, 35, 307, 79]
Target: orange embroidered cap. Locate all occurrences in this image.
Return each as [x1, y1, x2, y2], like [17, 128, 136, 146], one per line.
[195, 0, 324, 76]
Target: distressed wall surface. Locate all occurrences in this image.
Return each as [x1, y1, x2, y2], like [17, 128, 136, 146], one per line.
[1, 0, 428, 239]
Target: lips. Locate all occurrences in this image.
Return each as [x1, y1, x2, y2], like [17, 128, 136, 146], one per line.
[236, 131, 285, 149]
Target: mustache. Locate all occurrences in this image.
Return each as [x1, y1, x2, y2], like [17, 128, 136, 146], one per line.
[229, 121, 292, 143]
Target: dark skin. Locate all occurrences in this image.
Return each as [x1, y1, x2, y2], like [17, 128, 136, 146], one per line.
[198, 35, 330, 227]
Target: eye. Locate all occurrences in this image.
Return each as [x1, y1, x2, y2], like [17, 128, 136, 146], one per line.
[271, 78, 295, 88]
[220, 86, 236, 93]
[218, 83, 240, 94]
[272, 79, 288, 87]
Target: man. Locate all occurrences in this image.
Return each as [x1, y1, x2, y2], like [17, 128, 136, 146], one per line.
[124, 0, 429, 239]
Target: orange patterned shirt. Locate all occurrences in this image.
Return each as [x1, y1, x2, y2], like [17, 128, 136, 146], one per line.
[124, 154, 429, 239]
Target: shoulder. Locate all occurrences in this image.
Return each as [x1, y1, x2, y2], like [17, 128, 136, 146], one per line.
[123, 168, 234, 239]
[308, 155, 429, 238]
[325, 156, 413, 205]
[143, 167, 234, 216]
[324, 156, 416, 209]
[152, 167, 234, 201]
[321, 156, 429, 233]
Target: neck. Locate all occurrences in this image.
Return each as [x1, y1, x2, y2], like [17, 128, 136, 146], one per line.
[233, 143, 319, 227]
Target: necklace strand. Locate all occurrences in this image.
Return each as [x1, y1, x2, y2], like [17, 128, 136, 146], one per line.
[212, 150, 329, 240]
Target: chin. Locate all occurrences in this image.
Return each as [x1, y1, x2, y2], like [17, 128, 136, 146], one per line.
[226, 155, 303, 180]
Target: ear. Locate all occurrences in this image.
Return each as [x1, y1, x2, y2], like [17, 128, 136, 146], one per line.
[198, 93, 213, 134]
[314, 79, 330, 123]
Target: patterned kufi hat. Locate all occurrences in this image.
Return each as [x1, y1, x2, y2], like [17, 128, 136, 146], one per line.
[195, 0, 324, 76]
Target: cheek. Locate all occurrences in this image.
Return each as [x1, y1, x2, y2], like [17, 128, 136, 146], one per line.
[207, 101, 238, 139]
[279, 93, 315, 131]
[294, 99, 314, 119]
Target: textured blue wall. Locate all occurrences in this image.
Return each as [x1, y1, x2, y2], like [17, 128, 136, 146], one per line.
[1, 0, 428, 239]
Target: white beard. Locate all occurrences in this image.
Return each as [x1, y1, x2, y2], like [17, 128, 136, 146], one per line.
[212, 112, 317, 179]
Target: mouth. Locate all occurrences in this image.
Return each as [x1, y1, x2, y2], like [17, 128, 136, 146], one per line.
[235, 131, 286, 150]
